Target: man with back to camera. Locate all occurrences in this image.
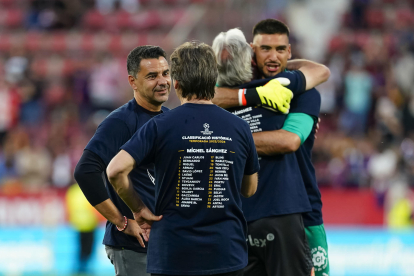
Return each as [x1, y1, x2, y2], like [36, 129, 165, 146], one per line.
[106, 41, 260, 276]
[73, 45, 171, 276]
[212, 20, 330, 276]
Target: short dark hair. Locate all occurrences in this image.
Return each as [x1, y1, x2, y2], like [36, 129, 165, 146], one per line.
[253, 19, 290, 38]
[127, 45, 167, 77]
[170, 41, 218, 100]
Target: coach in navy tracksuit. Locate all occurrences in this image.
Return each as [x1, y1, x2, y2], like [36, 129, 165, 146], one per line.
[74, 45, 171, 276]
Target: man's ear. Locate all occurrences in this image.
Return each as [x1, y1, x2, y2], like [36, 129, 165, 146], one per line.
[288, 44, 292, 59]
[128, 75, 137, 91]
[174, 80, 180, 90]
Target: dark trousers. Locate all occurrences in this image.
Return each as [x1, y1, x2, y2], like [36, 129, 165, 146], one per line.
[152, 269, 243, 276]
[244, 214, 313, 276]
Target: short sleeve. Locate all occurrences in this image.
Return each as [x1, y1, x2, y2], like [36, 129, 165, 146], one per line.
[121, 119, 158, 167]
[243, 125, 260, 175]
[85, 118, 132, 165]
[239, 70, 306, 94]
[290, 88, 321, 121]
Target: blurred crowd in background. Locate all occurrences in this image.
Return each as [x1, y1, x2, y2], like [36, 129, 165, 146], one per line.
[0, 0, 414, 224]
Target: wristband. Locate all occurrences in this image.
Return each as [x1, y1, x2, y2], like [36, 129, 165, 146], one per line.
[238, 89, 246, 106]
[116, 216, 128, 232]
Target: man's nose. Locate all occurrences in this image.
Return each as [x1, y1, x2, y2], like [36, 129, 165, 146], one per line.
[268, 49, 278, 62]
[157, 75, 168, 86]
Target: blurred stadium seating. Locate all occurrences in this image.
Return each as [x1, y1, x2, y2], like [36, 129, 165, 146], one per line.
[0, 0, 413, 275]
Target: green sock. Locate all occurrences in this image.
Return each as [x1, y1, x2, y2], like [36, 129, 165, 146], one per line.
[305, 224, 330, 276]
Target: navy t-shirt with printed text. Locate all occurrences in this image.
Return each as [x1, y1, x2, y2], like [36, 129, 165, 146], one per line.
[85, 98, 169, 252]
[239, 71, 323, 225]
[121, 103, 260, 275]
[228, 70, 312, 222]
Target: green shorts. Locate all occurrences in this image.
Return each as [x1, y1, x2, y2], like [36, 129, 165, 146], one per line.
[305, 224, 330, 276]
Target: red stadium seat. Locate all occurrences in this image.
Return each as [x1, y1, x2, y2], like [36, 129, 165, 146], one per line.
[61, 59, 74, 76]
[0, 0, 14, 7]
[30, 58, 48, 77]
[93, 32, 110, 52]
[50, 33, 67, 53]
[328, 35, 345, 52]
[354, 32, 369, 48]
[0, 33, 11, 51]
[83, 10, 106, 30]
[131, 10, 161, 30]
[25, 32, 42, 52]
[46, 56, 65, 77]
[80, 33, 95, 52]
[163, 0, 189, 4]
[66, 32, 82, 52]
[366, 8, 384, 29]
[395, 9, 414, 27]
[159, 9, 185, 26]
[383, 33, 396, 51]
[108, 34, 122, 53]
[4, 9, 24, 28]
[121, 33, 140, 52]
[115, 11, 134, 29]
[139, 0, 152, 5]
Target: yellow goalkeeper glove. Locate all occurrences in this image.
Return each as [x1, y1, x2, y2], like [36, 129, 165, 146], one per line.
[239, 78, 293, 114]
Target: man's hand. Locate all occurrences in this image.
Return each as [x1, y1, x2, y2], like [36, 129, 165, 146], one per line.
[123, 218, 148, 245]
[240, 78, 293, 114]
[131, 207, 163, 247]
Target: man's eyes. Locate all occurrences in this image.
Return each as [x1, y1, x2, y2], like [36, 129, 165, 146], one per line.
[260, 47, 286, 52]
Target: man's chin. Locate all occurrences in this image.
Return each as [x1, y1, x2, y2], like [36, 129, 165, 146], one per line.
[263, 70, 282, 78]
[154, 94, 169, 104]
[258, 68, 281, 79]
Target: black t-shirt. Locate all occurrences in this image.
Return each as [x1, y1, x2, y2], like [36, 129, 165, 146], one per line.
[121, 103, 260, 275]
[85, 98, 169, 252]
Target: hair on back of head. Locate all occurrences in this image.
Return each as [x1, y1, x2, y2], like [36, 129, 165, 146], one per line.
[127, 45, 166, 78]
[170, 41, 218, 101]
[253, 19, 290, 38]
[212, 28, 253, 87]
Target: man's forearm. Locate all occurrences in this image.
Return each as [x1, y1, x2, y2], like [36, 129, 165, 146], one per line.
[94, 199, 126, 227]
[212, 87, 239, 108]
[107, 150, 146, 214]
[287, 59, 330, 90]
[253, 129, 301, 155]
[109, 173, 146, 214]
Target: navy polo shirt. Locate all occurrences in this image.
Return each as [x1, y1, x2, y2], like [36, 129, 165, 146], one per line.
[85, 98, 169, 252]
[121, 103, 260, 275]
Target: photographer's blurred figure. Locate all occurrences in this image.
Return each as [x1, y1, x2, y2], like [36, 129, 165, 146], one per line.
[66, 183, 100, 275]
